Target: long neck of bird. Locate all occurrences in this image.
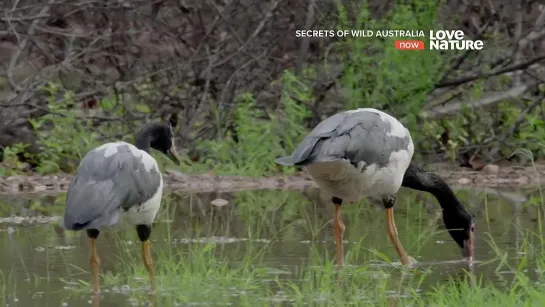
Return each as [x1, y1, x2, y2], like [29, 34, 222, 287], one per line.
[401, 163, 465, 213]
[135, 129, 152, 153]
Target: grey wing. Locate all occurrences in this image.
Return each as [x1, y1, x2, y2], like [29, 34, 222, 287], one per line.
[275, 110, 411, 168]
[62, 145, 161, 230]
[275, 112, 348, 166]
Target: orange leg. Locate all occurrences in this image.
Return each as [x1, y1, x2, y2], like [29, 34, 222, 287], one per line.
[142, 240, 157, 292]
[90, 238, 101, 293]
[92, 292, 100, 307]
[332, 197, 345, 269]
[385, 207, 410, 265]
[86, 229, 101, 293]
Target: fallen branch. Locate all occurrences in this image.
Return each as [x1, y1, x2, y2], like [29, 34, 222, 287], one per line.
[1, 164, 544, 196]
[421, 83, 539, 119]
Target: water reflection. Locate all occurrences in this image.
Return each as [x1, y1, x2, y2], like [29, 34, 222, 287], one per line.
[0, 186, 542, 306]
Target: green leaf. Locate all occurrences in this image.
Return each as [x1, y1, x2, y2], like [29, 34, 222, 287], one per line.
[134, 103, 151, 113]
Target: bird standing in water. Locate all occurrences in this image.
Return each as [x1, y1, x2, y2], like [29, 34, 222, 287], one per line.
[61, 121, 180, 292]
[275, 108, 474, 268]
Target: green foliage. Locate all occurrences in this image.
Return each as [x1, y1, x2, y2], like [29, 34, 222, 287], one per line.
[193, 71, 312, 176]
[195, 92, 283, 176]
[337, 0, 444, 128]
[0, 143, 29, 175]
[515, 111, 545, 158]
[28, 83, 101, 174]
[0, 73, 312, 177]
[275, 71, 313, 157]
[332, 0, 545, 161]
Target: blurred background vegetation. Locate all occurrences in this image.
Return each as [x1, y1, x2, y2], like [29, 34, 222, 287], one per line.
[0, 0, 544, 176]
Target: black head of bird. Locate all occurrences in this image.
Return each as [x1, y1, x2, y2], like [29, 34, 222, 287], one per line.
[443, 206, 475, 260]
[136, 121, 181, 165]
[401, 162, 475, 261]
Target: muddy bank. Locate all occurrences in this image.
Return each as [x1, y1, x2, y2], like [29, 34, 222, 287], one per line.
[1, 163, 544, 196]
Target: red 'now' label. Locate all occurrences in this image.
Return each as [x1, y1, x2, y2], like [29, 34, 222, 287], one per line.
[395, 40, 425, 50]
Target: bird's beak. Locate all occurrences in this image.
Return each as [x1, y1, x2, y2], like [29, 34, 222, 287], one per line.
[167, 143, 180, 165]
[462, 226, 475, 262]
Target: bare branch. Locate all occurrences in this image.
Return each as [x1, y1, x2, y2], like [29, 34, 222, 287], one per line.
[6, 0, 56, 93]
[437, 22, 491, 85]
[296, 0, 316, 76]
[512, 4, 545, 86]
[206, 0, 279, 72]
[435, 54, 545, 88]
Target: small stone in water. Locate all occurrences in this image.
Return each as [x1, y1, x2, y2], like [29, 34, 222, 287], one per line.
[54, 245, 75, 250]
[62, 303, 68, 306]
[120, 285, 131, 293]
[211, 198, 229, 207]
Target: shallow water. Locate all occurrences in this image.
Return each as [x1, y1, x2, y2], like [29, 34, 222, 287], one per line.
[0, 185, 544, 306]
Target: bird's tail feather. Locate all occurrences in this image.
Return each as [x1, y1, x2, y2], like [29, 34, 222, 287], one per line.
[71, 221, 92, 231]
[59, 217, 91, 231]
[61, 212, 120, 231]
[275, 134, 325, 167]
[63, 179, 122, 231]
[275, 155, 296, 166]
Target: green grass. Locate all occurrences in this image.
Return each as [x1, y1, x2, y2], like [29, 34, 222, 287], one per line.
[61, 229, 545, 307]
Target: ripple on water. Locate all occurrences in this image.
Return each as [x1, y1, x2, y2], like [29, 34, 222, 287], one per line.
[0, 215, 59, 225]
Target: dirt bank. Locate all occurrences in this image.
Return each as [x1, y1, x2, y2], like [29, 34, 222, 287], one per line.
[1, 163, 544, 196]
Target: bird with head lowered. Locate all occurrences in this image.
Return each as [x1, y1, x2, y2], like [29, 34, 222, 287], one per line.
[275, 108, 475, 268]
[61, 120, 180, 293]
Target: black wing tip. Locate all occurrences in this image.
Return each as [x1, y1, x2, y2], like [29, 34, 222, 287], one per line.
[60, 218, 91, 231]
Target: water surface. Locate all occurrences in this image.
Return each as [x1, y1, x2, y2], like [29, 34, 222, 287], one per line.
[0, 186, 543, 306]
